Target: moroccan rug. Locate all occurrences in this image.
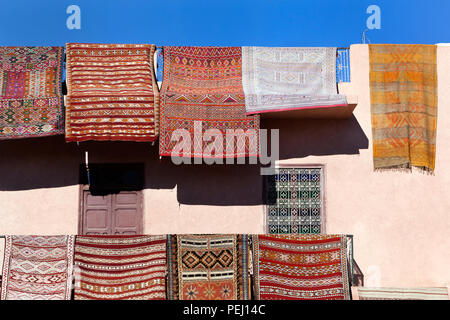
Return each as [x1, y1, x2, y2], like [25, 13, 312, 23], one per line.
[266, 167, 324, 234]
[65, 43, 160, 142]
[242, 47, 347, 115]
[1, 235, 75, 300]
[159, 46, 260, 158]
[357, 287, 449, 300]
[73, 235, 166, 300]
[167, 234, 250, 300]
[252, 234, 350, 300]
[0, 47, 64, 139]
[369, 44, 438, 173]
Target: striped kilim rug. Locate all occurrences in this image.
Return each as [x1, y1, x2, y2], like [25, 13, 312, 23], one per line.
[357, 287, 449, 300]
[252, 234, 350, 300]
[369, 44, 438, 173]
[74, 235, 166, 300]
[0, 47, 64, 139]
[65, 43, 160, 142]
[242, 47, 347, 115]
[1, 235, 75, 300]
[167, 234, 250, 300]
[159, 47, 260, 158]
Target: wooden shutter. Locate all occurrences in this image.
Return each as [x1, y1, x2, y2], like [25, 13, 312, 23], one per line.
[82, 191, 112, 235]
[111, 191, 143, 235]
[80, 188, 143, 235]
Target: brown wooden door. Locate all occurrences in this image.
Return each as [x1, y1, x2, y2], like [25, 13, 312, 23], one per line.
[80, 188, 143, 235]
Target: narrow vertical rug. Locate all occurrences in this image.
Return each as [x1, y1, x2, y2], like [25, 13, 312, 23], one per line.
[252, 234, 350, 300]
[65, 44, 160, 142]
[167, 234, 250, 300]
[0, 47, 64, 139]
[1, 235, 75, 300]
[159, 47, 260, 158]
[73, 235, 166, 300]
[242, 47, 347, 115]
[369, 44, 438, 173]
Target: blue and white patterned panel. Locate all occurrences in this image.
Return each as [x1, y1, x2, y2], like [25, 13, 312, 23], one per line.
[336, 49, 350, 83]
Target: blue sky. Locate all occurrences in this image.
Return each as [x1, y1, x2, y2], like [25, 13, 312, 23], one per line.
[0, 0, 448, 46]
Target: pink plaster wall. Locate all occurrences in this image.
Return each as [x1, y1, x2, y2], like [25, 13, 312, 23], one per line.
[0, 44, 449, 288]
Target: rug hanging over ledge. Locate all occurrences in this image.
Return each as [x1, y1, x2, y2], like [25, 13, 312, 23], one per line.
[159, 47, 260, 158]
[252, 234, 350, 300]
[357, 287, 449, 300]
[369, 44, 438, 173]
[167, 234, 250, 300]
[0, 47, 64, 139]
[73, 235, 166, 300]
[241, 47, 347, 115]
[1, 235, 75, 300]
[65, 44, 160, 142]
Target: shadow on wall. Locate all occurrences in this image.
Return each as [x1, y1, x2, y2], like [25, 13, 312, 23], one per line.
[0, 115, 368, 205]
[262, 115, 369, 160]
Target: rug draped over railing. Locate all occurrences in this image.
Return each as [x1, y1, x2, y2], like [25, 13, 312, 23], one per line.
[73, 235, 166, 300]
[0, 47, 64, 139]
[1, 235, 74, 300]
[369, 44, 438, 173]
[357, 287, 449, 300]
[167, 234, 250, 300]
[65, 44, 160, 142]
[241, 47, 347, 115]
[159, 46, 260, 158]
[252, 234, 350, 300]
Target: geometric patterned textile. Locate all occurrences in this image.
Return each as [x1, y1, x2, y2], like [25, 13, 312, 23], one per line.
[159, 47, 260, 158]
[336, 49, 351, 83]
[357, 287, 449, 300]
[0, 47, 64, 139]
[266, 168, 324, 234]
[369, 44, 438, 173]
[242, 47, 347, 115]
[65, 44, 160, 142]
[167, 234, 250, 300]
[1, 235, 75, 300]
[252, 234, 350, 300]
[73, 235, 166, 300]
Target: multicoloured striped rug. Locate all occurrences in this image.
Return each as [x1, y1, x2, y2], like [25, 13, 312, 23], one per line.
[159, 46, 260, 158]
[242, 47, 347, 115]
[65, 43, 160, 142]
[369, 44, 438, 173]
[357, 287, 449, 300]
[0, 47, 64, 139]
[1, 235, 75, 300]
[73, 235, 166, 300]
[167, 234, 250, 300]
[252, 234, 350, 300]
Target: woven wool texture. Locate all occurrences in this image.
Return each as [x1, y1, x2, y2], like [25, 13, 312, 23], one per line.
[73, 235, 166, 300]
[242, 47, 347, 115]
[159, 46, 260, 158]
[357, 287, 449, 300]
[0, 47, 64, 139]
[369, 44, 438, 173]
[252, 234, 350, 300]
[1, 235, 75, 300]
[167, 234, 250, 300]
[65, 43, 159, 142]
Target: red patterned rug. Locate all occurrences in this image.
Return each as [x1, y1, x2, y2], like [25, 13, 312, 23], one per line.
[1, 235, 75, 300]
[252, 234, 350, 300]
[65, 44, 160, 142]
[159, 47, 260, 158]
[73, 235, 166, 300]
